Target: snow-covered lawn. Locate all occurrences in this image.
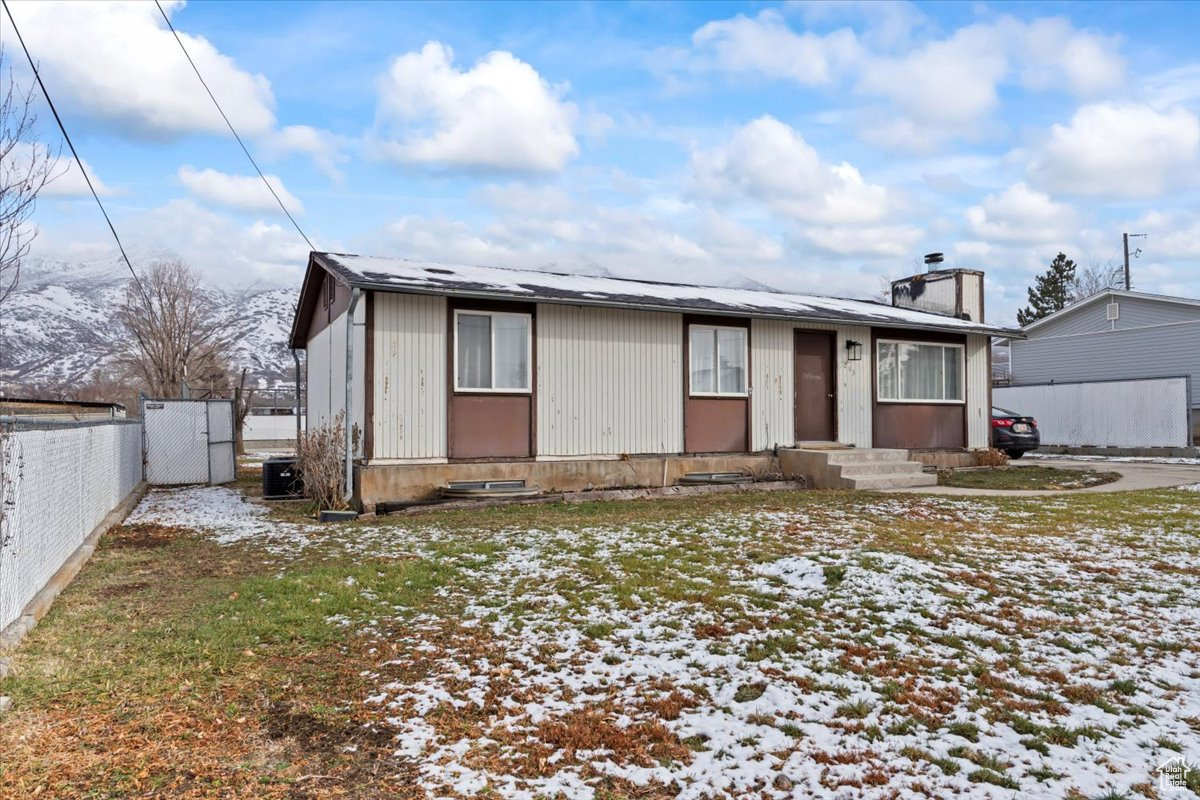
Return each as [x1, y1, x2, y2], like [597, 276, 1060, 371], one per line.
[130, 486, 1200, 799]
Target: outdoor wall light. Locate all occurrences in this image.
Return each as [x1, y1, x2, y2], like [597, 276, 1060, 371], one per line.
[845, 340, 863, 361]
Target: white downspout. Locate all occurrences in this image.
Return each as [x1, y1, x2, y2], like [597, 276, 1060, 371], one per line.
[344, 288, 362, 506]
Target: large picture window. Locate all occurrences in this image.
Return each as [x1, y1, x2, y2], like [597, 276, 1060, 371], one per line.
[689, 324, 747, 396]
[454, 310, 531, 392]
[877, 340, 964, 403]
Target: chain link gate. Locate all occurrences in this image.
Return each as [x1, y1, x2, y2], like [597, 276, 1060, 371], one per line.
[141, 399, 236, 485]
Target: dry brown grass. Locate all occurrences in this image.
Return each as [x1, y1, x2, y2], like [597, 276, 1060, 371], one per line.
[535, 707, 693, 767]
[1, 671, 421, 799]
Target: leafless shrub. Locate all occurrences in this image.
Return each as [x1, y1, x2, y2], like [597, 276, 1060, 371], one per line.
[974, 448, 1010, 468]
[741, 459, 785, 482]
[295, 413, 347, 511]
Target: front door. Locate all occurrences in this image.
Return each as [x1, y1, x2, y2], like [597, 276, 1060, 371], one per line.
[794, 331, 836, 442]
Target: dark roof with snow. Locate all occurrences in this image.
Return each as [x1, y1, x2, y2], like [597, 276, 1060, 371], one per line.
[290, 252, 1021, 347]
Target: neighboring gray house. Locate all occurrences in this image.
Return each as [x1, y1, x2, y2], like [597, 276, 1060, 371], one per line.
[1010, 289, 1200, 440]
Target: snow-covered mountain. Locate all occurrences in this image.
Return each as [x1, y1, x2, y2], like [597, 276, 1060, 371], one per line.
[0, 256, 301, 390]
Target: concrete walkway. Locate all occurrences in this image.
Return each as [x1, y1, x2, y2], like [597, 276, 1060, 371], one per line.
[884, 458, 1200, 497]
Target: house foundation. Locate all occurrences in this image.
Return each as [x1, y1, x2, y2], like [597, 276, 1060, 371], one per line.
[355, 453, 781, 510]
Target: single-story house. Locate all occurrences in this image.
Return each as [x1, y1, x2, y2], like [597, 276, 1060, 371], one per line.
[1007, 289, 1200, 443]
[288, 254, 1019, 508]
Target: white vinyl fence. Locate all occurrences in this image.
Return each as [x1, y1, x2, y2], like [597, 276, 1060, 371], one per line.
[0, 421, 143, 633]
[995, 376, 1192, 448]
[243, 414, 304, 444]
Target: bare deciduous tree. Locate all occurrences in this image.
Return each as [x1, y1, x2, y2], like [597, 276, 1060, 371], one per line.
[116, 260, 242, 398]
[233, 367, 258, 455]
[0, 51, 59, 307]
[1071, 260, 1124, 301]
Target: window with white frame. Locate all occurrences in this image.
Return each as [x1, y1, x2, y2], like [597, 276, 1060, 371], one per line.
[689, 324, 748, 396]
[454, 310, 531, 392]
[876, 340, 964, 403]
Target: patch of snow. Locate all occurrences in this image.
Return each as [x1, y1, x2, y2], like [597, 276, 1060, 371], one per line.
[1027, 452, 1200, 465]
[753, 556, 825, 593]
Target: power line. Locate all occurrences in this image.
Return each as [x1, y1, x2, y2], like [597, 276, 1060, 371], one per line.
[153, 0, 316, 252]
[1, 0, 154, 309]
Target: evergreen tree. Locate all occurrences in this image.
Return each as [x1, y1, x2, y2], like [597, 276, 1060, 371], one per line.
[1017, 253, 1077, 326]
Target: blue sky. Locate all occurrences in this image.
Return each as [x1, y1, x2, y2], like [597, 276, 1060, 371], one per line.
[6, 0, 1199, 325]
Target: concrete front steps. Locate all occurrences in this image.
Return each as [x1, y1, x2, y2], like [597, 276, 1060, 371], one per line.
[779, 445, 937, 490]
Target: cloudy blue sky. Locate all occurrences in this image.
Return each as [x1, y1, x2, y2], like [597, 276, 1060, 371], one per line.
[6, 0, 1199, 325]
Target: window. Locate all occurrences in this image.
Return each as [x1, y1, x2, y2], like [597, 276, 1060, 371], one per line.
[454, 310, 531, 392]
[876, 340, 964, 403]
[689, 325, 747, 396]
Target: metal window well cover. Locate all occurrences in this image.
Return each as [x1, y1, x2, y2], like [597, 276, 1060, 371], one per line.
[677, 472, 757, 485]
[441, 479, 541, 499]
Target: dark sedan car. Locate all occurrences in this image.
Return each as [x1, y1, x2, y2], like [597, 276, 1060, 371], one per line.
[991, 406, 1040, 458]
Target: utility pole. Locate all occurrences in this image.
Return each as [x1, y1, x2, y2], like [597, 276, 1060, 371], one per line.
[1123, 233, 1130, 291]
[1123, 232, 1146, 291]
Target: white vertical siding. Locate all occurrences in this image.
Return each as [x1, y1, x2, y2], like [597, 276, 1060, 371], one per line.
[306, 302, 366, 456]
[372, 293, 447, 460]
[750, 319, 793, 450]
[962, 273, 984, 322]
[965, 333, 991, 448]
[749, 320, 874, 449]
[306, 322, 331, 427]
[537, 304, 682, 456]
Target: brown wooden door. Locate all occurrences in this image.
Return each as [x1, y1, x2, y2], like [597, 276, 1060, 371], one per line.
[794, 331, 836, 442]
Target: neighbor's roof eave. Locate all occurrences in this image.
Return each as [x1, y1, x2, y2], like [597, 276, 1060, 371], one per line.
[1021, 288, 1200, 333]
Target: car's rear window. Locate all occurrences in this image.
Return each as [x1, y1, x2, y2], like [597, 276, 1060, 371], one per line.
[992, 407, 1019, 417]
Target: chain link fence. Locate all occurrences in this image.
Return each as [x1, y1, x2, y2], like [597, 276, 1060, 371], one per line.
[0, 419, 143, 633]
[994, 376, 1192, 448]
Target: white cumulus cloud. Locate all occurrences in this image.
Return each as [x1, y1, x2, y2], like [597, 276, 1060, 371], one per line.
[372, 42, 579, 172]
[7, 143, 113, 197]
[1016, 18, 1125, 96]
[966, 183, 1078, 244]
[6, 1, 275, 137]
[1028, 102, 1200, 197]
[178, 166, 304, 215]
[260, 125, 350, 183]
[692, 10, 861, 85]
[691, 115, 896, 226]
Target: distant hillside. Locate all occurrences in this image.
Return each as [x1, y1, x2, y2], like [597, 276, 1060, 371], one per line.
[0, 256, 302, 391]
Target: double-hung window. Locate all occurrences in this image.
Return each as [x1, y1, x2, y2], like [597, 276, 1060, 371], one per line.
[689, 324, 747, 396]
[454, 310, 531, 392]
[876, 340, 964, 403]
